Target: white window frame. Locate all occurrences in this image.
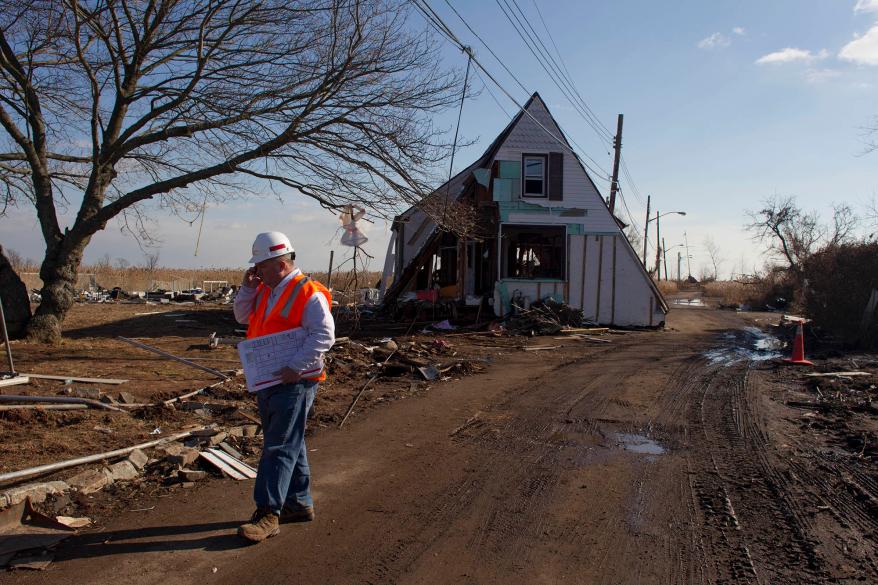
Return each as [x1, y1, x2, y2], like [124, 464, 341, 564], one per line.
[522, 154, 547, 198]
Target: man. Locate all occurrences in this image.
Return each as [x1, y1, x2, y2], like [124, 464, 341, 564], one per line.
[233, 231, 334, 543]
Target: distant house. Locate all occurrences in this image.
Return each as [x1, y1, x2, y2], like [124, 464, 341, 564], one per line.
[379, 92, 668, 327]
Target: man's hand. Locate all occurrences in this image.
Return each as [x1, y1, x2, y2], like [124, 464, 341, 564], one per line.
[274, 366, 302, 385]
[242, 267, 260, 289]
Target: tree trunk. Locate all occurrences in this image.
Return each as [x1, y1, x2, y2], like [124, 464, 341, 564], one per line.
[0, 245, 32, 339]
[24, 238, 88, 344]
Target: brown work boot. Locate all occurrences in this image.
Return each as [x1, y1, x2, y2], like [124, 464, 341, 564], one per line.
[279, 503, 315, 523]
[238, 508, 279, 542]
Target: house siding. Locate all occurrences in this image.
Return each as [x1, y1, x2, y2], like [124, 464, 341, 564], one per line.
[492, 99, 617, 233]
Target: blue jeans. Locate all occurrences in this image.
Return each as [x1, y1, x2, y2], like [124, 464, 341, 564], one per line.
[254, 380, 318, 514]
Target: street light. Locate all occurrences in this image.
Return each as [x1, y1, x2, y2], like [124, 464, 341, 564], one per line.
[662, 242, 684, 281]
[642, 204, 686, 272]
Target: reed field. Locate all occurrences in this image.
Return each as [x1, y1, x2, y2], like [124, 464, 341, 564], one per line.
[16, 261, 382, 296]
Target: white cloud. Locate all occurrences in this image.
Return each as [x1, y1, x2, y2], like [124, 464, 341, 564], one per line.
[804, 68, 842, 83]
[698, 32, 730, 50]
[755, 47, 828, 65]
[732, 27, 746, 36]
[839, 23, 878, 65]
[854, 0, 878, 13]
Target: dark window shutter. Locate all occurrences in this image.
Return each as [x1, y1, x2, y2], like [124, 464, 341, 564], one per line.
[548, 152, 563, 201]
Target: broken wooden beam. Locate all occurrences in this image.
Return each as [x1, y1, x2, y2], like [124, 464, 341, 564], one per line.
[0, 375, 29, 388]
[559, 328, 610, 335]
[804, 371, 872, 378]
[21, 374, 128, 385]
[162, 379, 227, 405]
[118, 336, 230, 380]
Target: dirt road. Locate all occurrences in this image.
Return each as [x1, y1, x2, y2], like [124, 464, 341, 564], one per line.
[7, 307, 877, 584]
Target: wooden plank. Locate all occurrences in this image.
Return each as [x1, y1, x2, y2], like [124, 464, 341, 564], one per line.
[804, 371, 871, 378]
[217, 442, 245, 460]
[580, 235, 587, 311]
[611, 236, 617, 325]
[20, 374, 127, 384]
[559, 328, 609, 334]
[205, 448, 257, 478]
[199, 451, 247, 480]
[596, 236, 604, 322]
[0, 376, 29, 388]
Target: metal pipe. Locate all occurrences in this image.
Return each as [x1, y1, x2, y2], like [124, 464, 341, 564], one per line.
[118, 336, 229, 380]
[0, 404, 88, 411]
[0, 427, 207, 484]
[0, 394, 127, 412]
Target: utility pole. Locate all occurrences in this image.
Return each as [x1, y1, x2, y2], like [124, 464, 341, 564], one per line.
[684, 231, 692, 279]
[662, 237, 669, 281]
[677, 251, 682, 282]
[608, 114, 624, 215]
[653, 211, 662, 280]
[642, 194, 650, 266]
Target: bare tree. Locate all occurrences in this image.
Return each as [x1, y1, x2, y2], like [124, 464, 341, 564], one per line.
[3, 246, 24, 272]
[623, 224, 642, 254]
[0, 0, 462, 341]
[864, 195, 877, 239]
[142, 252, 160, 273]
[114, 257, 130, 270]
[702, 236, 723, 281]
[745, 195, 857, 276]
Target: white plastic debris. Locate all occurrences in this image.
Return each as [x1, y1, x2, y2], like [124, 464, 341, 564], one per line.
[339, 205, 368, 247]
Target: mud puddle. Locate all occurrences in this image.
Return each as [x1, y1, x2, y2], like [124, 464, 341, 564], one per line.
[704, 326, 783, 366]
[612, 432, 666, 462]
[673, 298, 705, 307]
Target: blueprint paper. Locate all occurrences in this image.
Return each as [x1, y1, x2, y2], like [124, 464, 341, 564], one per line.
[237, 327, 321, 393]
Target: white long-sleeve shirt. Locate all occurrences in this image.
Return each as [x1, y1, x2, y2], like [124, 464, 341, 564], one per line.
[234, 268, 335, 376]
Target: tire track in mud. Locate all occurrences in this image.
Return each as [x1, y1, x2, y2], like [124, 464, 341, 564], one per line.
[689, 359, 825, 584]
[363, 349, 620, 584]
[746, 368, 878, 579]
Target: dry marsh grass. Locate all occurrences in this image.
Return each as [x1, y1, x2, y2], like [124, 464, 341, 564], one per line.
[702, 281, 751, 305]
[656, 281, 679, 295]
[18, 264, 382, 294]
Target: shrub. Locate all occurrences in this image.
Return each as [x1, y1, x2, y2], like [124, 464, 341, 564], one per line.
[802, 242, 878, 348]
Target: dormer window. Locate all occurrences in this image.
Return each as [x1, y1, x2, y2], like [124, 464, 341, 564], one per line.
[522, 154, 547, 198]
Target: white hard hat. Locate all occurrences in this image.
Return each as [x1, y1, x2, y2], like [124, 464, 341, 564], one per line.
[249, 231, 294, 264]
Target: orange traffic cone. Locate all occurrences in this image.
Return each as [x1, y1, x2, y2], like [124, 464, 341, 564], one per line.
[784, 322, 813, 366]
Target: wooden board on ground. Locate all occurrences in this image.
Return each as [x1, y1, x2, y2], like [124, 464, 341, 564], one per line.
[22, 374, 127, 385]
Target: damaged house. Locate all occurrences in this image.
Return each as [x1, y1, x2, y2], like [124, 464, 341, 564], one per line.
[379, 93, 668, 327]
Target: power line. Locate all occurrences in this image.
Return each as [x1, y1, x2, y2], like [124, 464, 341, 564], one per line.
[410, 0, 611, 182]
[620, 156, 645, 207]
[441, 0, 530, 97]
[493, 0, 609, 149]
[529, 0, 614, 142]
[487, 0, 612, 174]
[501, 0, 613, 145]
[473, 67, 512, 118]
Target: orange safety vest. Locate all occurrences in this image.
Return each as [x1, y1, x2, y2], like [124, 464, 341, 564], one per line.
[246, 273, 332, 382]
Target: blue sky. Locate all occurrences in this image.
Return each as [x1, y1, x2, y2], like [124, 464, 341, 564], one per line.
[4, 0, 878, 279]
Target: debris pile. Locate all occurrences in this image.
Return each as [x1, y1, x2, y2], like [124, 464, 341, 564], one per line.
[506, 299, 588, 335]
[788, 363, 878, 460]
[0, 421, 262, 571]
